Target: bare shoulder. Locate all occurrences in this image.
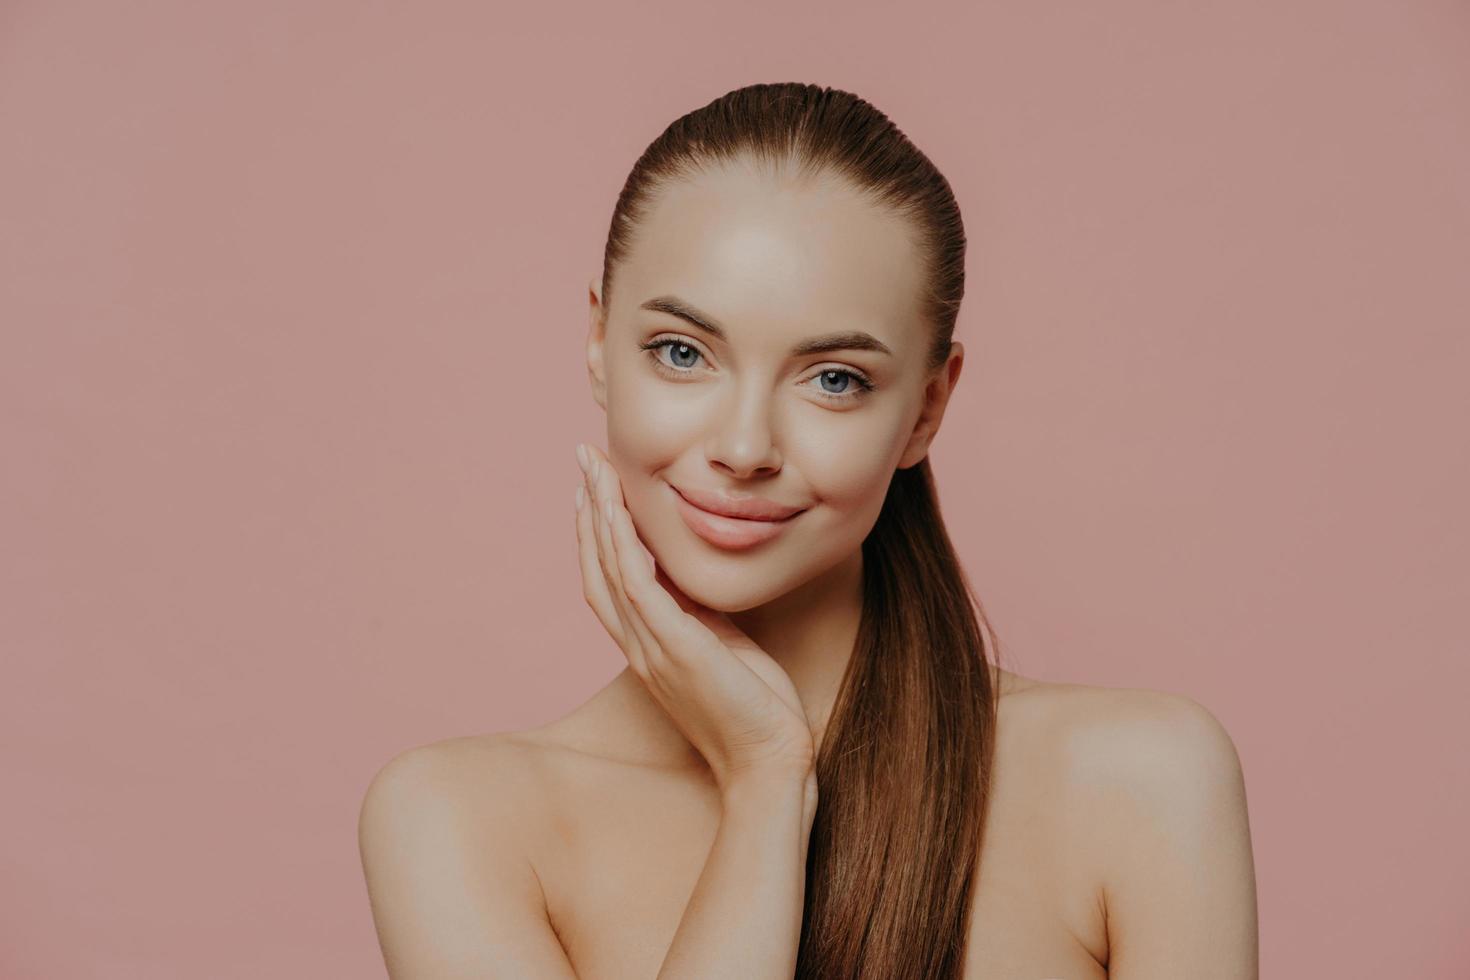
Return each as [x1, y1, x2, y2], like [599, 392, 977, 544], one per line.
[1031, 681, 1243, 774]
[357, 733, 579, 979]
[359, 731, 547, 829]
[1007, 680, 1248, 824]
[1018, 680, 1258, 976]
[358, 729, 573, 884]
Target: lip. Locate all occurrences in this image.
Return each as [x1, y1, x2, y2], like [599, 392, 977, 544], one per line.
[672, 484, 806, 521]
[669, 483, 806, 551]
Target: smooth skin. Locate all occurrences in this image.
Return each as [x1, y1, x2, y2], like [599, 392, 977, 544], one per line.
[357, 160, 1259, 978]
[576, 440, 818, 979]
[575, 442, 817, 788]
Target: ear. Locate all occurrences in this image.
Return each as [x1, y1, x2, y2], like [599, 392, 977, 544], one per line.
[897, 341, 964, 470]
[587, 276, 608, 411]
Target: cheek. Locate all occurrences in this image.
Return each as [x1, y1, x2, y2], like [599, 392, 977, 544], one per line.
[787, 411, 910, 514]
[605, 363, 703, 462]
[608, 356, 910, 521]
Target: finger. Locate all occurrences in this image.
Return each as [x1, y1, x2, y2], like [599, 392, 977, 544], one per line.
[600, 489, 672, 669]
[582, 449, 707, 670]
[653, 561, 710, 618]
[589, 456, 654, 658]
[583, 447, 720, 645]
[576, 465, 629, 652]
[606, 492, 702, 657]
[584, 451, 671, 670]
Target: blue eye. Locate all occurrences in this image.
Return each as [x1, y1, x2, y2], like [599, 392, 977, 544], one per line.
[637, 335, 877, 404]
[646, 337, 702, 370]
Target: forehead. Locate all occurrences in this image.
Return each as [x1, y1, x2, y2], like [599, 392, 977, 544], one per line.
[614, 163, 928, 351]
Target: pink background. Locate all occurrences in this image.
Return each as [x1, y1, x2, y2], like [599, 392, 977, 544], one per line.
[3, 1, 1467, 976]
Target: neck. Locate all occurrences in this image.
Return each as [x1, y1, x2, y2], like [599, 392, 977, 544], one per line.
[607, 547, 866, 774]
[727, 547, 864, 758]
[601, 547, 1018, 775]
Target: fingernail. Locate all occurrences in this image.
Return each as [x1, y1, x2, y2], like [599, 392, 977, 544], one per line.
[575, 484, 585, 510]
[575, 443, 588, 473]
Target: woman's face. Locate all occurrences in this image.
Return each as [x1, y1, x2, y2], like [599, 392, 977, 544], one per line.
[586, 162, 963, 613]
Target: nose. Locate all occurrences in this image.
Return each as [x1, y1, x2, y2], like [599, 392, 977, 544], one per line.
[706, 378, 783, 479]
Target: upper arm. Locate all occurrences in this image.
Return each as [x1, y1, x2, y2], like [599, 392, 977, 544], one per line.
[1074, 689, 1259, 979]
[357, 740, 580, 980]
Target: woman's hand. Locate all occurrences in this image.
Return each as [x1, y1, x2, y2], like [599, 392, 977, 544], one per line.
[574, 442, 816, 788]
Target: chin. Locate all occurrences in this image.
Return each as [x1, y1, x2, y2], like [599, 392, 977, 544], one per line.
[658, 555, 797, 614]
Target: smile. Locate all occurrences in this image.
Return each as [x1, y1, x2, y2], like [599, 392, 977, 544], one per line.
[668, 483, 805, 551]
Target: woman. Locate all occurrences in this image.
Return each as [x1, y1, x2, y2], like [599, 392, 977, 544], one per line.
[358, 82, 1259, 979]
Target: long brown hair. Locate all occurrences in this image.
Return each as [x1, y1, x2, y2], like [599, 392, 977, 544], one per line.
[599, 82, 1005, 979]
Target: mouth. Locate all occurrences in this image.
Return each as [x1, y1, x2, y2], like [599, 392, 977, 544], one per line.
[668, 483, 806, 551]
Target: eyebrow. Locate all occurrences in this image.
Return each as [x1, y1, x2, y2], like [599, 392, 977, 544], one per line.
[639, 295, 894, 357]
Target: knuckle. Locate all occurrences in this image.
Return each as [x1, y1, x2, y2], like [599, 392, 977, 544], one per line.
[643, 644, 675, 673]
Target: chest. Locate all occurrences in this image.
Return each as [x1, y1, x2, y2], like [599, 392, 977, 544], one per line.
[529, 758, 1108, 979]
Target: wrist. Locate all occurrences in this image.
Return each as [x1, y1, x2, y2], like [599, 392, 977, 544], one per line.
[718, 762, 815, 807]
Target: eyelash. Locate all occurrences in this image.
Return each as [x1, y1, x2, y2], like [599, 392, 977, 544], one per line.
[637, 335, 878, 403]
